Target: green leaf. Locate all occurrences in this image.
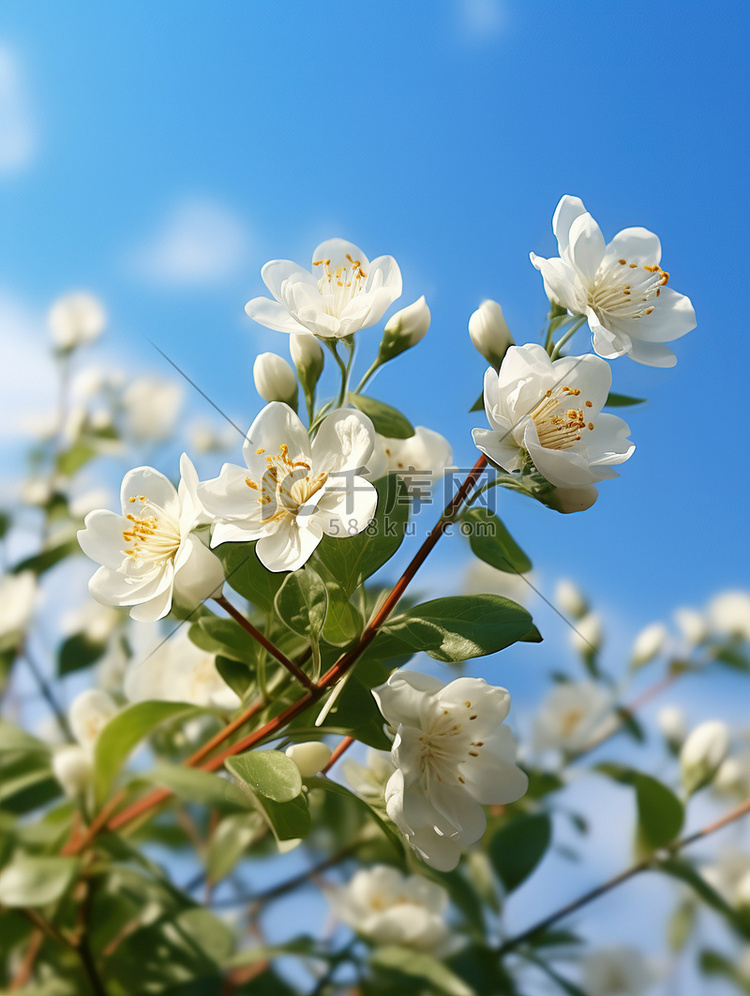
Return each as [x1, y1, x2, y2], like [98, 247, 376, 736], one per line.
[322, 583, 363, 647]
[468, 390, 484, 413]
[667, 900, 696, 952]
[144, 765, 255, 813]
[215, 656, 254, 698]
[225, 750, 302, 803]
[215, 542, 285, 612]
[56, 441, 97, 476]
[596, 764, 683, 850]
[315, 475, 410, 597]
[0, 853, 79, 907]
[255, 792, 311, 843]
[274, 566, 328, 641]
[191, 616, 257, 663]
[604, 392, 647, 407]
[489, 813, 551, 893]
[13, 539, 80, 576]
[57, 633, 107, 676]
[94, 701, 198, 801]
[305, 776, 404, 855]
[462, 508, 532, 574]
[206, 813, 266, 883]
[0, 720, 50, 755]
[348, 393, 415, 438]
[381, 594, 534, 663]
[371, 946, 475, 996]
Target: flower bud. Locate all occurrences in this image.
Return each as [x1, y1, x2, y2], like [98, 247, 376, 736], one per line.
[290, 333, 325, 391]
[253, 353, 299, 408]
[285, 741, 332, 777]
[544, 484, 599, 514]
[555, 578, 587, 620]
[570, 612, 603, 658]
[709, 591, 750, 642]
[656, 705, 686, 750]
[68, 689, 118, 750]
[680, 720, 730, 795]
[48, 292, 107, 351]
[674, 607, 708, 647]
[52, 744, 94, 796]
[468, 300, 514, 367]
[378, 296, 430, 362]
[631, 622, 668, 669]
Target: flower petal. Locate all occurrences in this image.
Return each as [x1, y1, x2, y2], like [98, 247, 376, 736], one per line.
[316, 477, 377, 538]
[472, 427, 525, 473]
[604, 226, 661, 266]
[552, 194, 588, 255]
[255, 518, 323, 572]
[78, 509, 127, 570]
[631, 287, 696, 343]
[625, 338, 678, 368]
[261, 258, 314, 300]
[244, 296, 306, 334]
[312, 409, 375, 475]
[529, 254, 581, 312]
[567, 212, 606, 281]
[242, 402, 311, 481]
[311, 238, 371, 272]
[372, 671, 446, 729]
[120, 466, 179, 517]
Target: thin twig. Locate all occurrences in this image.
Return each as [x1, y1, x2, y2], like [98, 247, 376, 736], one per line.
[496, 794, 750, 956]
[322, 736, 355, 775]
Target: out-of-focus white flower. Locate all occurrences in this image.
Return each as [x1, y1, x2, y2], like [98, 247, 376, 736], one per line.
[245, 238, 402, 339]
[580, 945, 654, 995]
[473, 344, 634, 489]
[48, 292, 107, 350]
[78, 454, 224, 621]
[656, 705, 686, 749]
[468, 299, 514, 367]
[285, 741, 332, 777]
[709, 591, 750, 642]
[343, 749, 396, 804]
[631, 622, 667, 668]
[0, 572, 36, 641]
[253, 352, 298, 406]
[531, 194, 696, 367]
[715, 748, 750, 798]
[124, 628, 239, 711]
[570, 612, 603, 657]
[121, 378, 183, 443]
[69, 489, 115, 520]
[703, 848, 750, 906]
[21, 476, 54, 507]
[62, 600, 120, 644]
[189, 420, 237, 454]
[328, 865, 451, 953]
[372, 672, 528, 871]
[673, 607, 708, 647]
[68, 689, 118, 750]
[533, 681, 613, 754]
[461, 561, 532, 604]
[367, 426, 453, 495]
[52, 744, 94, 797]
[199, 403, 377, 573]
[680, 720, 730, 795]
[555, 578, 587, 619]
[379, 295, 430, 360]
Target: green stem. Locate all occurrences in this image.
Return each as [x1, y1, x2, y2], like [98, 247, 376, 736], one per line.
[353, 358, 381, 395]
[325, 339, 350, 409]
[550, 315, 587, 360]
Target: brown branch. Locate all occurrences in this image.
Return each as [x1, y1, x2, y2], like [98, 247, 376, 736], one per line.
[322, 736, 355, 775]
[214, 595, 315, 691]
[497, 794, 750, 956]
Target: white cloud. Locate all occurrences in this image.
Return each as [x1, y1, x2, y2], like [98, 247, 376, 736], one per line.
[458, 0, 508, 40]
[0, 44, 36, 173]
[128, 198, 251, 288]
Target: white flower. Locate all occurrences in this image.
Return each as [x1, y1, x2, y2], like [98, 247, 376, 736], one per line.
[570, 613, 603, 657]
[62, 600, 120, 644]
[703, 848, 750, 906]
[714, 750, 750, 798]
[631, 622, 667, 667]
[328, 865, 451, 953]
[0, 572, 36, 641]
[581, 945, 654, 995]
[199, 402, 377, 573]
[48, 292, 107, 350]
[188, 420, 236, 454]
[68, 689, 119, 750]
[708, 591, 750, 642]
[367, 426, 453, 495]
[245, 238, 402, 339]
[680, 720, 730, 794]
[468, 299, 514, 367]
[379, 295, 431, 360]
[656, 705, 686, 749]
[472, 344, 634, 488]
[121, 377, 183, 443]
[372, 672, 528, 871]
[52, 745, 94, 797]
[78, 454, 225, 622]
[533, 681, 613, 754]
[253, 352, 298, 406]
[343, 748, 396, 804]
[124, 628, 240, 711]
[531, 194, 696, 367]
[673, 607, 708, 647]
[285, 741, 332, 777]
[554, 578, 587, 619]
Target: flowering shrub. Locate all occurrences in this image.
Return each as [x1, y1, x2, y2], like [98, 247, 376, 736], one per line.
[1, 212, 749, 996]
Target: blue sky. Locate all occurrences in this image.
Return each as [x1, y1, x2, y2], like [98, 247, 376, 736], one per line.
[0, 4, 748, 988]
